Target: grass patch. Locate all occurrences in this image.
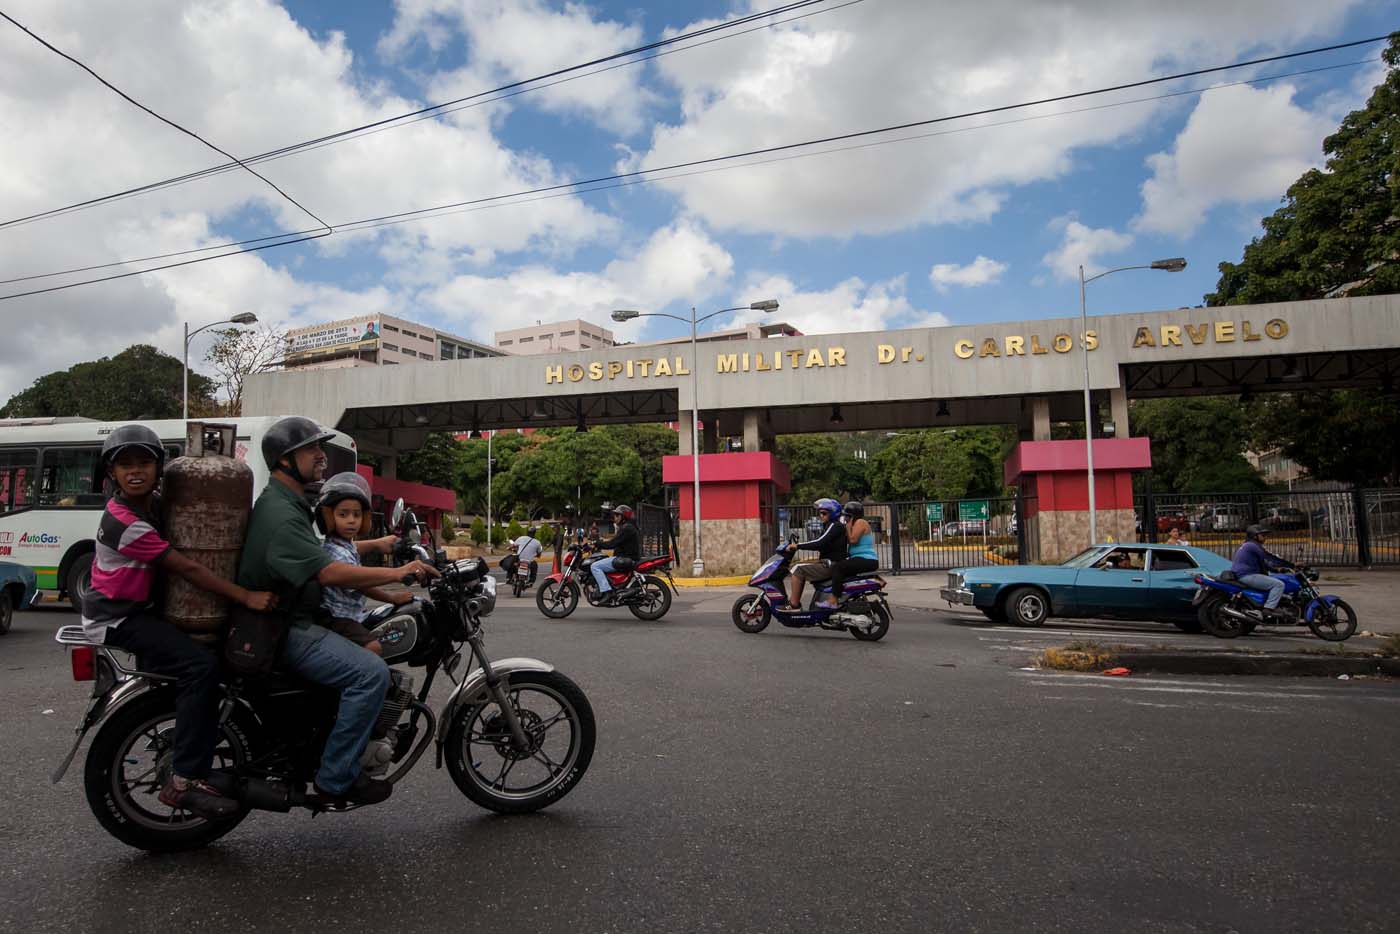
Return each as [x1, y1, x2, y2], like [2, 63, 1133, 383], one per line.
[1379, 634, 1400, 658]
[1037, 642, 1119, 671]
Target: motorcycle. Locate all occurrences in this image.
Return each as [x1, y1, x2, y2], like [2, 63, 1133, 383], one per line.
[1192, 564, 1356, 641]
[535, 536, 675, 621]
[51, 499, 596, 853]
[731, 539, 892, 641]
[502, 554, 537, 598]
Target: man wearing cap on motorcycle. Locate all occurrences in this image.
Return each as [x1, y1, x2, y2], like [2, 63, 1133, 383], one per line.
[590, 506, 640, 606]
[1231, 524, 1294, 616]
[784, 498, 848, 609]
[236, 416, 439, 807]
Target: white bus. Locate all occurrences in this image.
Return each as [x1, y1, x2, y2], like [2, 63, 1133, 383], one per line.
[0, 416, 357, 605]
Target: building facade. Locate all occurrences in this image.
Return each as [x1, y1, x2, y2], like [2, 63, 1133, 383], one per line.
[284, 313, 501, 371]
[495, 319, 615, 354]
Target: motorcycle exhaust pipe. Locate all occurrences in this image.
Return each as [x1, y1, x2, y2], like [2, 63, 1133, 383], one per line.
[208, 771, 303, 813]
[1218, 604, 1258, 622]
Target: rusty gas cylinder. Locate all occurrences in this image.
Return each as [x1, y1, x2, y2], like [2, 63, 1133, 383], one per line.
[161, 424, 252, 645]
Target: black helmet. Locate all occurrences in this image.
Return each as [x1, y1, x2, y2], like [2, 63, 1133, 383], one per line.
[1245, 524, 1267, 540]
[613, 504, 634, 520]
[101, 425, 165, 472]
[842, 501, 864, 519]
[526, 526, 538, 537]
[314, 472, 372, 534]
[262, 416, 335, 480]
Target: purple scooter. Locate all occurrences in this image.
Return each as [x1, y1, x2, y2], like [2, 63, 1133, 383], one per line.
[731, 537, 891, 641]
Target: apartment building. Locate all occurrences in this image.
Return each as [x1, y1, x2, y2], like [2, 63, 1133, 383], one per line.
[494, 319, 615, 355]
[283, 314, 501, 371]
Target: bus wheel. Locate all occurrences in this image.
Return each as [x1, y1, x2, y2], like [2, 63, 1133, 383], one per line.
[67, 553, 94, 609]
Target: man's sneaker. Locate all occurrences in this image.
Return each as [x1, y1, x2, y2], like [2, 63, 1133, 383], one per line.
[159, 776, 240, 820]
[315, 772, 393, 806]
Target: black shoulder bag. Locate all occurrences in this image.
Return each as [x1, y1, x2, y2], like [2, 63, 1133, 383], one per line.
[224, 578, 311, 677]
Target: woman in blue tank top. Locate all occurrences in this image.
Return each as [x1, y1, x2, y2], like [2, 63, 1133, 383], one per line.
[818, 501, 880, 607]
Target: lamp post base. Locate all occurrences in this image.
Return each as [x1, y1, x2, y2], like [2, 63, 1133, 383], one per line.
[691, 558, 705, 577]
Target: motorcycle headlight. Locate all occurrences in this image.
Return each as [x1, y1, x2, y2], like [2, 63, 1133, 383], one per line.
[476, 575, 497, 616]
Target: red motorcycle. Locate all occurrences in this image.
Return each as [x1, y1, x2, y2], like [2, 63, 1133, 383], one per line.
[536, 540, 675, 620]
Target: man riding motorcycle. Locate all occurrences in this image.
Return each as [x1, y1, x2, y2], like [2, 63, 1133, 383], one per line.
[235, 416, 438, 807]
[784, 498, 848, 610]
[1230, 524, 1294, 617]
[502, 526, 543, 586]
[590, 506, 641, 606]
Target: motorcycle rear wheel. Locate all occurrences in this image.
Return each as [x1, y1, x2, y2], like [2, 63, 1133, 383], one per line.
[1200, 595, 1247, 638]
[848, 602, 891, 642]
[536, 579, 579, 619]
[512, 576, 526, 598]
[1308, 598, 1357, 642]
[731, 594, 771, 633]
[83, 690, 251, 852]
[628, 575, 672, 621]
[444, 670, 595, 814]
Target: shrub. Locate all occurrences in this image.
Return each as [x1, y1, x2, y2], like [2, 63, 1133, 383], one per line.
[491, 524, 508, 546]
[507, 519, 524, 541]
[537, 525, 555, 546]
[470, 517, 486, 545]
[440, 515, 456, 543]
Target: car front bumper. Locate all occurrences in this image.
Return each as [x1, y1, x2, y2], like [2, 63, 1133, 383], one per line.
[940, 587, 975, 606]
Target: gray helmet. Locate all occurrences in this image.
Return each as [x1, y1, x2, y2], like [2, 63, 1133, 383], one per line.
[101, 424, 165, 473]
[314, 472, 372, 534]
[262, 416, 335, 479]
[612, 504, 634, 520]
[1245, 524, 1267, 540]
[842, 500, 864, 519]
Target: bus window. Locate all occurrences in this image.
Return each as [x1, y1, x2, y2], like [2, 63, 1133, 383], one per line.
[0, 448, 37, 513]
[39, 447, 105, 507]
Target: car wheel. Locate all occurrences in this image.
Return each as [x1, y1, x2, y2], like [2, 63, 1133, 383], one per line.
[0, 590, 12, 635]
[1005, 587, 1049, 627]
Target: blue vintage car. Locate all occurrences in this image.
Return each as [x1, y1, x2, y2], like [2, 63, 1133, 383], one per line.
[939, 543, 1231, 631]
[0, 561, 41, 635]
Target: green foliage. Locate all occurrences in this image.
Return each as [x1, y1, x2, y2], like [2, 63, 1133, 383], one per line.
[397, 432, 465, 491]
[866, 427, 1014, 501]
[0, 344, 217, 419]
[1130, 397, 1266, 493]
[776, 435, 870, 504]
[507, 519, 524, 541]
[1250, 390, 1400, 486]
[491, 523, 509, 547]
[597, 424, 678, 503]
[440, 515, 456, 543]
[1207, 36, 1400, 306]
[469, 517, 486, 545]
[494, 430, 642, 518]
[457, 432, 531, 514]
[537, 525, 555, 547]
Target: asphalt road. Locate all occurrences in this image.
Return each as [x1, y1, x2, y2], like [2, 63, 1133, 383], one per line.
[4, 589, 1398, 934]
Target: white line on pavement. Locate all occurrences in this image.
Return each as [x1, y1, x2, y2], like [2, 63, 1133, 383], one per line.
[1015, 674, 1400, 703]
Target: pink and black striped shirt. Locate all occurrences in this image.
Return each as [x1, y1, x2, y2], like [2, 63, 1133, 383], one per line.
[81, 495, 172, 640]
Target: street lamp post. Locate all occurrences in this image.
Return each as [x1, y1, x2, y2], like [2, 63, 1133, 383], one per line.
[1078, 258, 1186, 543]
[613, 300, 779, 576]
[183, 312, 258, 419]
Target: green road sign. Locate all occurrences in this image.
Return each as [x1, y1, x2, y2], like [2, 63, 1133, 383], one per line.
[958, 500, 990, 522]
[925, 503, 943, 522]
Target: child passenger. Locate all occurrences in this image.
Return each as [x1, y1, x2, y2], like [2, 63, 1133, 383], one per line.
[314, 472, 411, 654]
[82, 425, 278, 820]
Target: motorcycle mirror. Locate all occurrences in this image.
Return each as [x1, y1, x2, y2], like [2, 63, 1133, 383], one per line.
[390, 498, 405, 531]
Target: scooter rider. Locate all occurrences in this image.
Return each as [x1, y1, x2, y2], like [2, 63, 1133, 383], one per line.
[591, 506, 640, 605]
[236, 416, 439, 807]
[785, 498, 848, 609]
[1231, 524, 1294, 616]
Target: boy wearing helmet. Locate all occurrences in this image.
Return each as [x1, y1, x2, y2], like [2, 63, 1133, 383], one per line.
[784, 498, 848, 609]
[82, 425, 279, 821]
[316, 472, 413, 654]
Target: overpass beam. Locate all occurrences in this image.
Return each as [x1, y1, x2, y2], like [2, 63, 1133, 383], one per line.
[1109, 387, 1130, 439]
[742, 410, 773, 452]
[1024, 396, 1052, 441]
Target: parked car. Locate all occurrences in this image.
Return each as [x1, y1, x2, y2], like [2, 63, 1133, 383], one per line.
[1261, 506, 1308, 530]
[1192, 505, 1248, 532]
[0, 561, 41, 635]
[1155, 511, 1189, 533]
[941, 519, 988, 537]
[939, 544, 1230, 632]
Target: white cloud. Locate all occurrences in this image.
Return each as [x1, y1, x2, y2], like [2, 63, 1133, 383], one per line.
[724, 274, 950, 337]
[641, 0, 1362, 238]
[929, 255, 1007, 293]
[1134, 83, 1335, 237]
[380, 0, 658, 135]
[1041, 219, 1134, 283]
[420, 219, 734, 342]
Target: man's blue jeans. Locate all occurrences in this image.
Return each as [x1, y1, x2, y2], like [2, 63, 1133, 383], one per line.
[1239, 573, 1286, 609]
[591, 556, 618, 593]
[280, 623, 390, 793]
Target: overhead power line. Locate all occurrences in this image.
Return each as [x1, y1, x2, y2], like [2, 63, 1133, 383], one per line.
[0, 0, 840, 231]
[0, 8, 333, 235]
[1, 33, 1392, 302]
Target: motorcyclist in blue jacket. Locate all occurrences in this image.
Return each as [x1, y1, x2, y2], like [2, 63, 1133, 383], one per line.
[1230, 524, 1294, 615]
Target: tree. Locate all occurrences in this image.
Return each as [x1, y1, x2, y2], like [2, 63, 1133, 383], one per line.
[597, 424, 677, 504]
[0, 344, 216, 420]
[775, 435, 869, 504]
[1250, 391, 1400, 487]
[1130, 398, 1266, 493]
[866, 427, 1014, 502]
[458, 431, 532, 515]
[1208, 35, 1400, 305]
[203, 327, 287, 415]
[397, 432, 465, 492]
[495, 431, 642, 518]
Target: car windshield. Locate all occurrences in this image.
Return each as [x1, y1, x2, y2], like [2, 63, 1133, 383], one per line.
[1060, 547, 1107, 568]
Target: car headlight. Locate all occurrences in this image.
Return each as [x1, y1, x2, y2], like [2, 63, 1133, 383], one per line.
[948, 571, 965, 590]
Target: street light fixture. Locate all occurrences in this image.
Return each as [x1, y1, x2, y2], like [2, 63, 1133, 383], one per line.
[183, 312, 258, 419]
[611, 299, 779, 576]
[1078, 258, 1186, 544]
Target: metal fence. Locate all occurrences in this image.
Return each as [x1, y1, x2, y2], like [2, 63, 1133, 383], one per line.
[636, 501, 678, 560]
[1134, 486, 1400, 567]
[767, 496, 1034, 573]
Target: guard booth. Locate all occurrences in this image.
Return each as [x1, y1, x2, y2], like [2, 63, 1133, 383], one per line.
[663, 452, 790, 576]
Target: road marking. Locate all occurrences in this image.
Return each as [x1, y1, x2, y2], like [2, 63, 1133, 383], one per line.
[1015, 674, 1400, 703]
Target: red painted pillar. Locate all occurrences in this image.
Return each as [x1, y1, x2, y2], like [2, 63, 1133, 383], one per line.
[662, 452, 791, 576]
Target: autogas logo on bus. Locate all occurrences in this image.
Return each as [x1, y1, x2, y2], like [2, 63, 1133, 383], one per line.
[17, 531, 61, 549]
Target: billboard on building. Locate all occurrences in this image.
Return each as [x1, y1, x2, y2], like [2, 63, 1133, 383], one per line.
[287, 318, 380, 357]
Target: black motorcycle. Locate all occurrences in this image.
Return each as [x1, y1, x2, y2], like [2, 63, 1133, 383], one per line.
[52, 499, 596, 853]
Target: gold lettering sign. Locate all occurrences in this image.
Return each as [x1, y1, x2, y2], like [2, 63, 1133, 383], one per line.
[954, 340, 974, 359]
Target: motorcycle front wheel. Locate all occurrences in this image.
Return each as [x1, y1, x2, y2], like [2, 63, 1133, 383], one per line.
[731, 594, 771, 633]
[628, 575, 672, 621]
[1308, 598, 1357, 642]
[444, 670, 595, 814]
[83, 689, 251, 852]
[536, 579, 579, 619]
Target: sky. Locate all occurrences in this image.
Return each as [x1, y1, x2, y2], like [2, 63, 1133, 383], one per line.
[0, 0, 1396, 402]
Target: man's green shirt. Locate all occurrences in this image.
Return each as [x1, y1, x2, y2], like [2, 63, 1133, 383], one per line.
[236, 480, 333, 629]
